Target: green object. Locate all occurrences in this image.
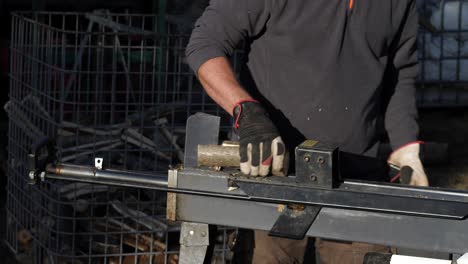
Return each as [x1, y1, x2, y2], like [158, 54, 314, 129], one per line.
[152, 0, 167, 33]
[126, 51, 155, 63]
[32, 0, 45, 11]
[157, 0, 167, 35]
[152, 0, 168, 94]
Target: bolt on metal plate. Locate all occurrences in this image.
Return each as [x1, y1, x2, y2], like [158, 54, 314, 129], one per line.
[94, 158, 103, 170]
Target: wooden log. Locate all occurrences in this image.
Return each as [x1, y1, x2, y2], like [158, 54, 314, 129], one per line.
[17, 229, 33, 253]
[123, 237, 149, 251]
[198, 141, 289, 176]
[198, 144, 240, 167]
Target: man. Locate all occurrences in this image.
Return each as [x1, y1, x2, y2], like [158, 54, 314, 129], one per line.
[186, 0, 429, 263]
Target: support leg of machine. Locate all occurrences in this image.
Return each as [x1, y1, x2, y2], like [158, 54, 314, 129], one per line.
[179, 222, 210, 264]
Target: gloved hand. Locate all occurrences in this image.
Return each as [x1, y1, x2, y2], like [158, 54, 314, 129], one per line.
[387, 142, 429, 187]
[233, 100, 286, 177]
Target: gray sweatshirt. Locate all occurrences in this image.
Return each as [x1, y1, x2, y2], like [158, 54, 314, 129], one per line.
[186, 0, 420, 156]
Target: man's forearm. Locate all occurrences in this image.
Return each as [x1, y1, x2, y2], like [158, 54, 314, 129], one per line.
[197, 57, 253, 115]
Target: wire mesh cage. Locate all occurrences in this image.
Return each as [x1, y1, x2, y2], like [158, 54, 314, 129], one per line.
[6, 11, 242, 263]
[7, 3, 465, 263]
[417, 0, 468, 106]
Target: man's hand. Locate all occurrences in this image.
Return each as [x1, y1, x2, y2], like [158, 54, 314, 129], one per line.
[194, 57, 286, 176]
[234, 101, 286, 177]
[388, 143, 429, 187]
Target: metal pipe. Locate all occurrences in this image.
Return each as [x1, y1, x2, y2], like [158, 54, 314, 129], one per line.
[44, 164, 468, 219]
[47, 164, 468, 203]
[45, 164, 250, 200]
[46, 163, 169, 187]
[98, 169, 169, 187]
[47, 163, 96, 178]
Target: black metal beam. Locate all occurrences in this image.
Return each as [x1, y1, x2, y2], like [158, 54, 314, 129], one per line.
[174, 174, 468, 254]
[45, 164, 468, 220]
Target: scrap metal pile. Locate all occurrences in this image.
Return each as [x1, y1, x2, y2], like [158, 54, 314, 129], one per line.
[5, 11, 234, 264]
[5, 1, 465, 263]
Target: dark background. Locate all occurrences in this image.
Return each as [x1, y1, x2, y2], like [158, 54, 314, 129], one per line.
[0, 0, 467, 263]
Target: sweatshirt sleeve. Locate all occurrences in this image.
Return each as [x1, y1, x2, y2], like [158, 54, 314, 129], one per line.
[384, 0, 420, 150]
[185, 0, 270, 75]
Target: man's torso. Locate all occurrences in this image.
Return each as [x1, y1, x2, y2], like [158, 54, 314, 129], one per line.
[244, 0, 408, 155]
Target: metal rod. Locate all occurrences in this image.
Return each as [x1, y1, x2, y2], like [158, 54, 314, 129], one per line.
[45, 164, 250, 201]
[43, 163, 468, 220]
[46, 163, 169, 187]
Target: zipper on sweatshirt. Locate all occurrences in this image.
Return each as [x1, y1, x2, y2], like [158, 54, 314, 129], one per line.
[347, 0, 354, 17]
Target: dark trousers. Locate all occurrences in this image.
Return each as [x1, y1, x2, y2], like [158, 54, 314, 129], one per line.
[251, 233, 390, 264]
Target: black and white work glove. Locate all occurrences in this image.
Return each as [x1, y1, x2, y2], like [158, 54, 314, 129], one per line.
[388, 142, 429, 187]
[233, 100, 286, 177]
